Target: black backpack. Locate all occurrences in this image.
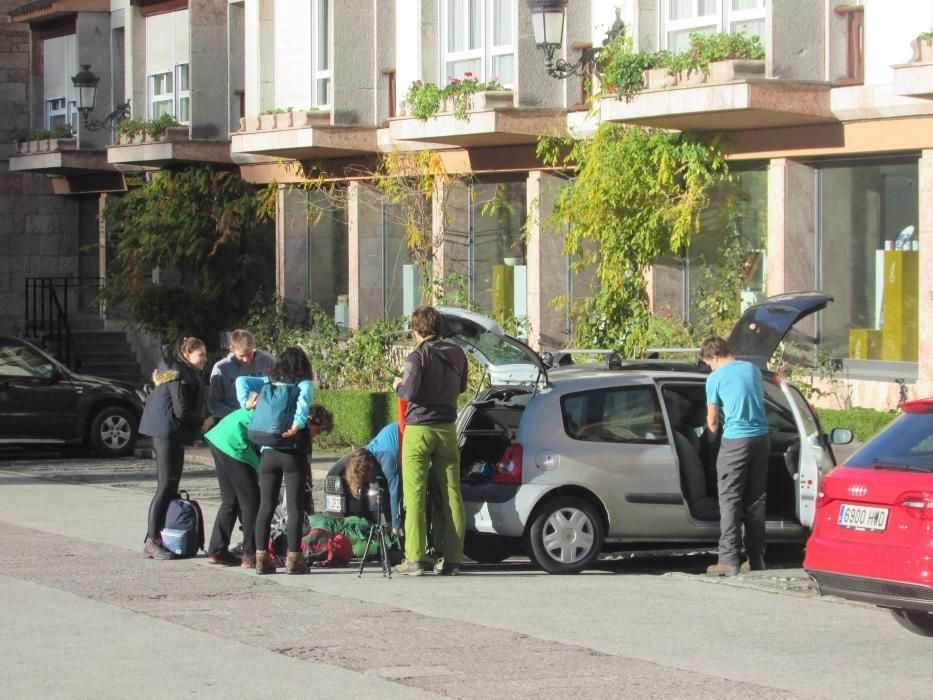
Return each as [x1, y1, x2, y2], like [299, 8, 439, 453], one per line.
[161, 491, 205, 557]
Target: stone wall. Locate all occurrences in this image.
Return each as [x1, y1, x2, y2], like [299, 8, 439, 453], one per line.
[0, 2, 81, 336]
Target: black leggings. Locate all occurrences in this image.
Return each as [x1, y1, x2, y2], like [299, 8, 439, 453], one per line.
[255, 449, 310, 554]
[208, 444, 260, 557]
[147, 436, 184, 540]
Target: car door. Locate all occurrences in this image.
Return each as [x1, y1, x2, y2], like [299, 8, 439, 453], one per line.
[0, 340, 80, 441]
[557, 383, 686, 538]
[779, 379, 834, 527]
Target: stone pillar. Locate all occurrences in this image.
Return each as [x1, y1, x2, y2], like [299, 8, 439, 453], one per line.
[190, 0, 230, 140]
[348, 181, 383, 326]
[333, 0, 375, 126]
[767, 158, 818, 336]
[918, 150, 933, 389]
[526, 171, 568, 350]
[433, 178, 470, 303]
[75, 13, 112, 150]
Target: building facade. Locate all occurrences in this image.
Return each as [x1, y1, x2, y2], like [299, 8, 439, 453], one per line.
[3, 0, 932, 407]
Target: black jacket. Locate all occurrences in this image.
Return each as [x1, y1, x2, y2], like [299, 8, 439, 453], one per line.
[139, 359, 205, 444]
[396, 338, 467, 425]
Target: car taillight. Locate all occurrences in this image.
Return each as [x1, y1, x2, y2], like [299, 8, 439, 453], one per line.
[492, 443, 522, 484]
[816, 489, 831, 508]
[897, 492, 933, 520]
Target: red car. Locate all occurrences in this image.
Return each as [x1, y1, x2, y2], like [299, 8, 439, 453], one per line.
[804, 399, 933, 637]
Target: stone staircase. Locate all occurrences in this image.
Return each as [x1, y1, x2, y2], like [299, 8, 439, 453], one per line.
[51, 316, 144, 384]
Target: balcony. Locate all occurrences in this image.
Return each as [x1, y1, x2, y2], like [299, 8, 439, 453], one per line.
[892, 60, 933, 98]
[8, 137, 112, 175]
[107, 126, 231, 168]
[7, 0, 110, 22]
[591, 60, 835, 132]
[230, 110, 378, 163]
[388, 91, 567, 148]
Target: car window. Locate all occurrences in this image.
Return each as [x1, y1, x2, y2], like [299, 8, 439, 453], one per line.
[0, 343, 56, 378]
[846, 413, 933, 472]
[763, 380, 797, 432]
[562, 386, 666, 444]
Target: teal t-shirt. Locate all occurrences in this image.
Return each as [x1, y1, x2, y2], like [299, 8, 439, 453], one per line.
[705, 359, 769, 439]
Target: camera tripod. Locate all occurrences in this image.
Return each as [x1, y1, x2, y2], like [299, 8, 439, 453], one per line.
[357, 485, 393, 578]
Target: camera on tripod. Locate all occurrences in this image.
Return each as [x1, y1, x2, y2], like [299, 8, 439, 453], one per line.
[364, 481, 386, 524]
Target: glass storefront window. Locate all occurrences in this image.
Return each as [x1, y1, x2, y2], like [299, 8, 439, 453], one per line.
[470, 181, 526, 324]
[383, 201, 425, 321]
[818, 161, 919, 362]
[685, 169, 768, 323]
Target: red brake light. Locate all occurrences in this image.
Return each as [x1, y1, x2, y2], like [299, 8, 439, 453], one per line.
[816, 489, 831, 509]
[897, 492, 933, 519]
[492, 443, 522, 484]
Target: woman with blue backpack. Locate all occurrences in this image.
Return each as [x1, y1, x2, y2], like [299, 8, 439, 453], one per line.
[235, 346, 314, 575]
[139, 336, 212, 560]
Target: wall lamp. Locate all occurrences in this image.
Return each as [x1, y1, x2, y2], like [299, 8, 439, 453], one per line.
[70, 65, 130, 131]
[526, 0, 625, 79]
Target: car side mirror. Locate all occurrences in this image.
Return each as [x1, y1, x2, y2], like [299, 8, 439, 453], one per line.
[829, 427, 853, 445]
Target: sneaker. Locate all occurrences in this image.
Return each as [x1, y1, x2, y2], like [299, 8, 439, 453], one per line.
[143, 539, 175, 560]
[393, 559, 424, 576]
[207, 550, 240, 566]
[240, 553, 256, 569]
[706, 562, 739, 577]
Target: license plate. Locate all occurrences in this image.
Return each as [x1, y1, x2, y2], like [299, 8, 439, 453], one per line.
[323, 494, 345, 513]
[838, 503, 889, 532]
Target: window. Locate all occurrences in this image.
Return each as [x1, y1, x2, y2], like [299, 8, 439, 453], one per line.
[313, 0, 332, 108]
[662, 0, 766, 53]
[818, 161, 919, 363]
[273, 0, 332, 110]
[42, 34, 77, 130]
[562, 386, 667, 444]
[383, 201, 423, 320]
[0, 344, 55, 379]
[442, 0, 515, 86]
[146, 9, 191, 122]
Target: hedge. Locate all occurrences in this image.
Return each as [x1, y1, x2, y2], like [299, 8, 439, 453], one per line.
[313, 389, 397, 449]
[816, 407, 899, 443]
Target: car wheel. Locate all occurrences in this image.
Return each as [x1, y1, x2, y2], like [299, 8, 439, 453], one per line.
[463, 532, 513, 564]
[526, 496, 604, 574]
[88, 406, 137, 458]
[890, 609, 933, 637]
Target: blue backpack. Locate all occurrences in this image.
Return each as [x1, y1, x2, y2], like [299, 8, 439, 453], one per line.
[161, 491, 205, 557]
[248, 381, 301, 448]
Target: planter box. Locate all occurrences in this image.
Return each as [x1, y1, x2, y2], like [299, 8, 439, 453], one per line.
[911, 38, 933, 63]
[644, 59, 766, 90]
[259, 114, 276, 130]
[289, 109, 330, 127]
[441, 90, 514, 115]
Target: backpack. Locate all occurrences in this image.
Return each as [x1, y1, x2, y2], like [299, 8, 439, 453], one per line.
[248, 382, 300, 448]
[161, 491, 205, 558]
[302, 528, 352, 568]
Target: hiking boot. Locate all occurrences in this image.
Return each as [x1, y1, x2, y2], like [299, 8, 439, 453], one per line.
[393, 559, 424, 576]
[255, 551, 276, 575]
[240, 553, 256, 569]
[437, 562, 461, 576]
[706, 562, 739, 577]
[143, 539, 175, 561]
[207, 550, 240, 566]
[285, 552, 309, 575]
[740, 556, 766, 573]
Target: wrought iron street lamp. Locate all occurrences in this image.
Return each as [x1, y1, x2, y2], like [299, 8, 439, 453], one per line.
[70, 65, 130, 131]
[526, 0, 625, 79]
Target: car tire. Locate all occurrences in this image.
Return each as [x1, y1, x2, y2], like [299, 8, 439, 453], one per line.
[88, 406, 138, 458]
[890, 609, 933, 637]
[526, 496, 604, 574]
[463, 532, 513, 564]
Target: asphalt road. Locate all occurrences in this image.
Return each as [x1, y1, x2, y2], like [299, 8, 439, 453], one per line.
[2, 445, 930, 699]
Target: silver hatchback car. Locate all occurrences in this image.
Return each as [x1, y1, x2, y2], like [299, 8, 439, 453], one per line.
[439, 292, 852, 574]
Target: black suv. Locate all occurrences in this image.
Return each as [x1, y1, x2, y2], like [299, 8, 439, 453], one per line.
[0, 336, 144, 457]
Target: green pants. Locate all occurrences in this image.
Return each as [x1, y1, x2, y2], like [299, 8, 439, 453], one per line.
[401, 423, 465, 564]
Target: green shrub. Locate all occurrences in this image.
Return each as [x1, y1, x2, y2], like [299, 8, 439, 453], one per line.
[404, 72, 506, 121]
[14, 124, 73, 143]
[313, 389, 397, 449]
[816, 407, 898, 442]
[146, 113, 181, 138]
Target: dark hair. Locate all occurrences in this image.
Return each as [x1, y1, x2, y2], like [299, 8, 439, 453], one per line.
[269, 346, 312, 383]
[308, 404, 333, 432]
[410, 305, 442, 338]
[177, 336, 206, 360]
[699, 336, 731, 361]
[345, 448, 378, 499]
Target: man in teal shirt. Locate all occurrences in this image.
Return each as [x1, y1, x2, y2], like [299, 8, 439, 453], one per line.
[701, 336, 770, 577]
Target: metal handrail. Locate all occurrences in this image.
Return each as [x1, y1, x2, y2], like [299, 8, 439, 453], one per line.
[24, 277, 104, 371]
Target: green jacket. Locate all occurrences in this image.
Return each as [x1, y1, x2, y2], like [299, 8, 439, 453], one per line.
[203, 408, 260, 472]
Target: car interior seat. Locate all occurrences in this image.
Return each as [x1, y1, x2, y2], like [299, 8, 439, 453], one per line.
[665, 395, 719, 520]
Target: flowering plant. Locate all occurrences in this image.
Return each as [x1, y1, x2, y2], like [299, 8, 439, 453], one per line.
[404, 72, 506, 121]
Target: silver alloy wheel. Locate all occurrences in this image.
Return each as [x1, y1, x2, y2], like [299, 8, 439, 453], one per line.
[540, 505, 596, 564]
[99, 413, 132, 450]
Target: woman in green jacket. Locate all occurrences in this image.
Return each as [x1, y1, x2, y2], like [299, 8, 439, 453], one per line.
[204, 400, 333, 567]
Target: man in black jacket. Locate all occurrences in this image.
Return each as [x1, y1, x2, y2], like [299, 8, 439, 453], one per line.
[392, 306, 468, 576]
